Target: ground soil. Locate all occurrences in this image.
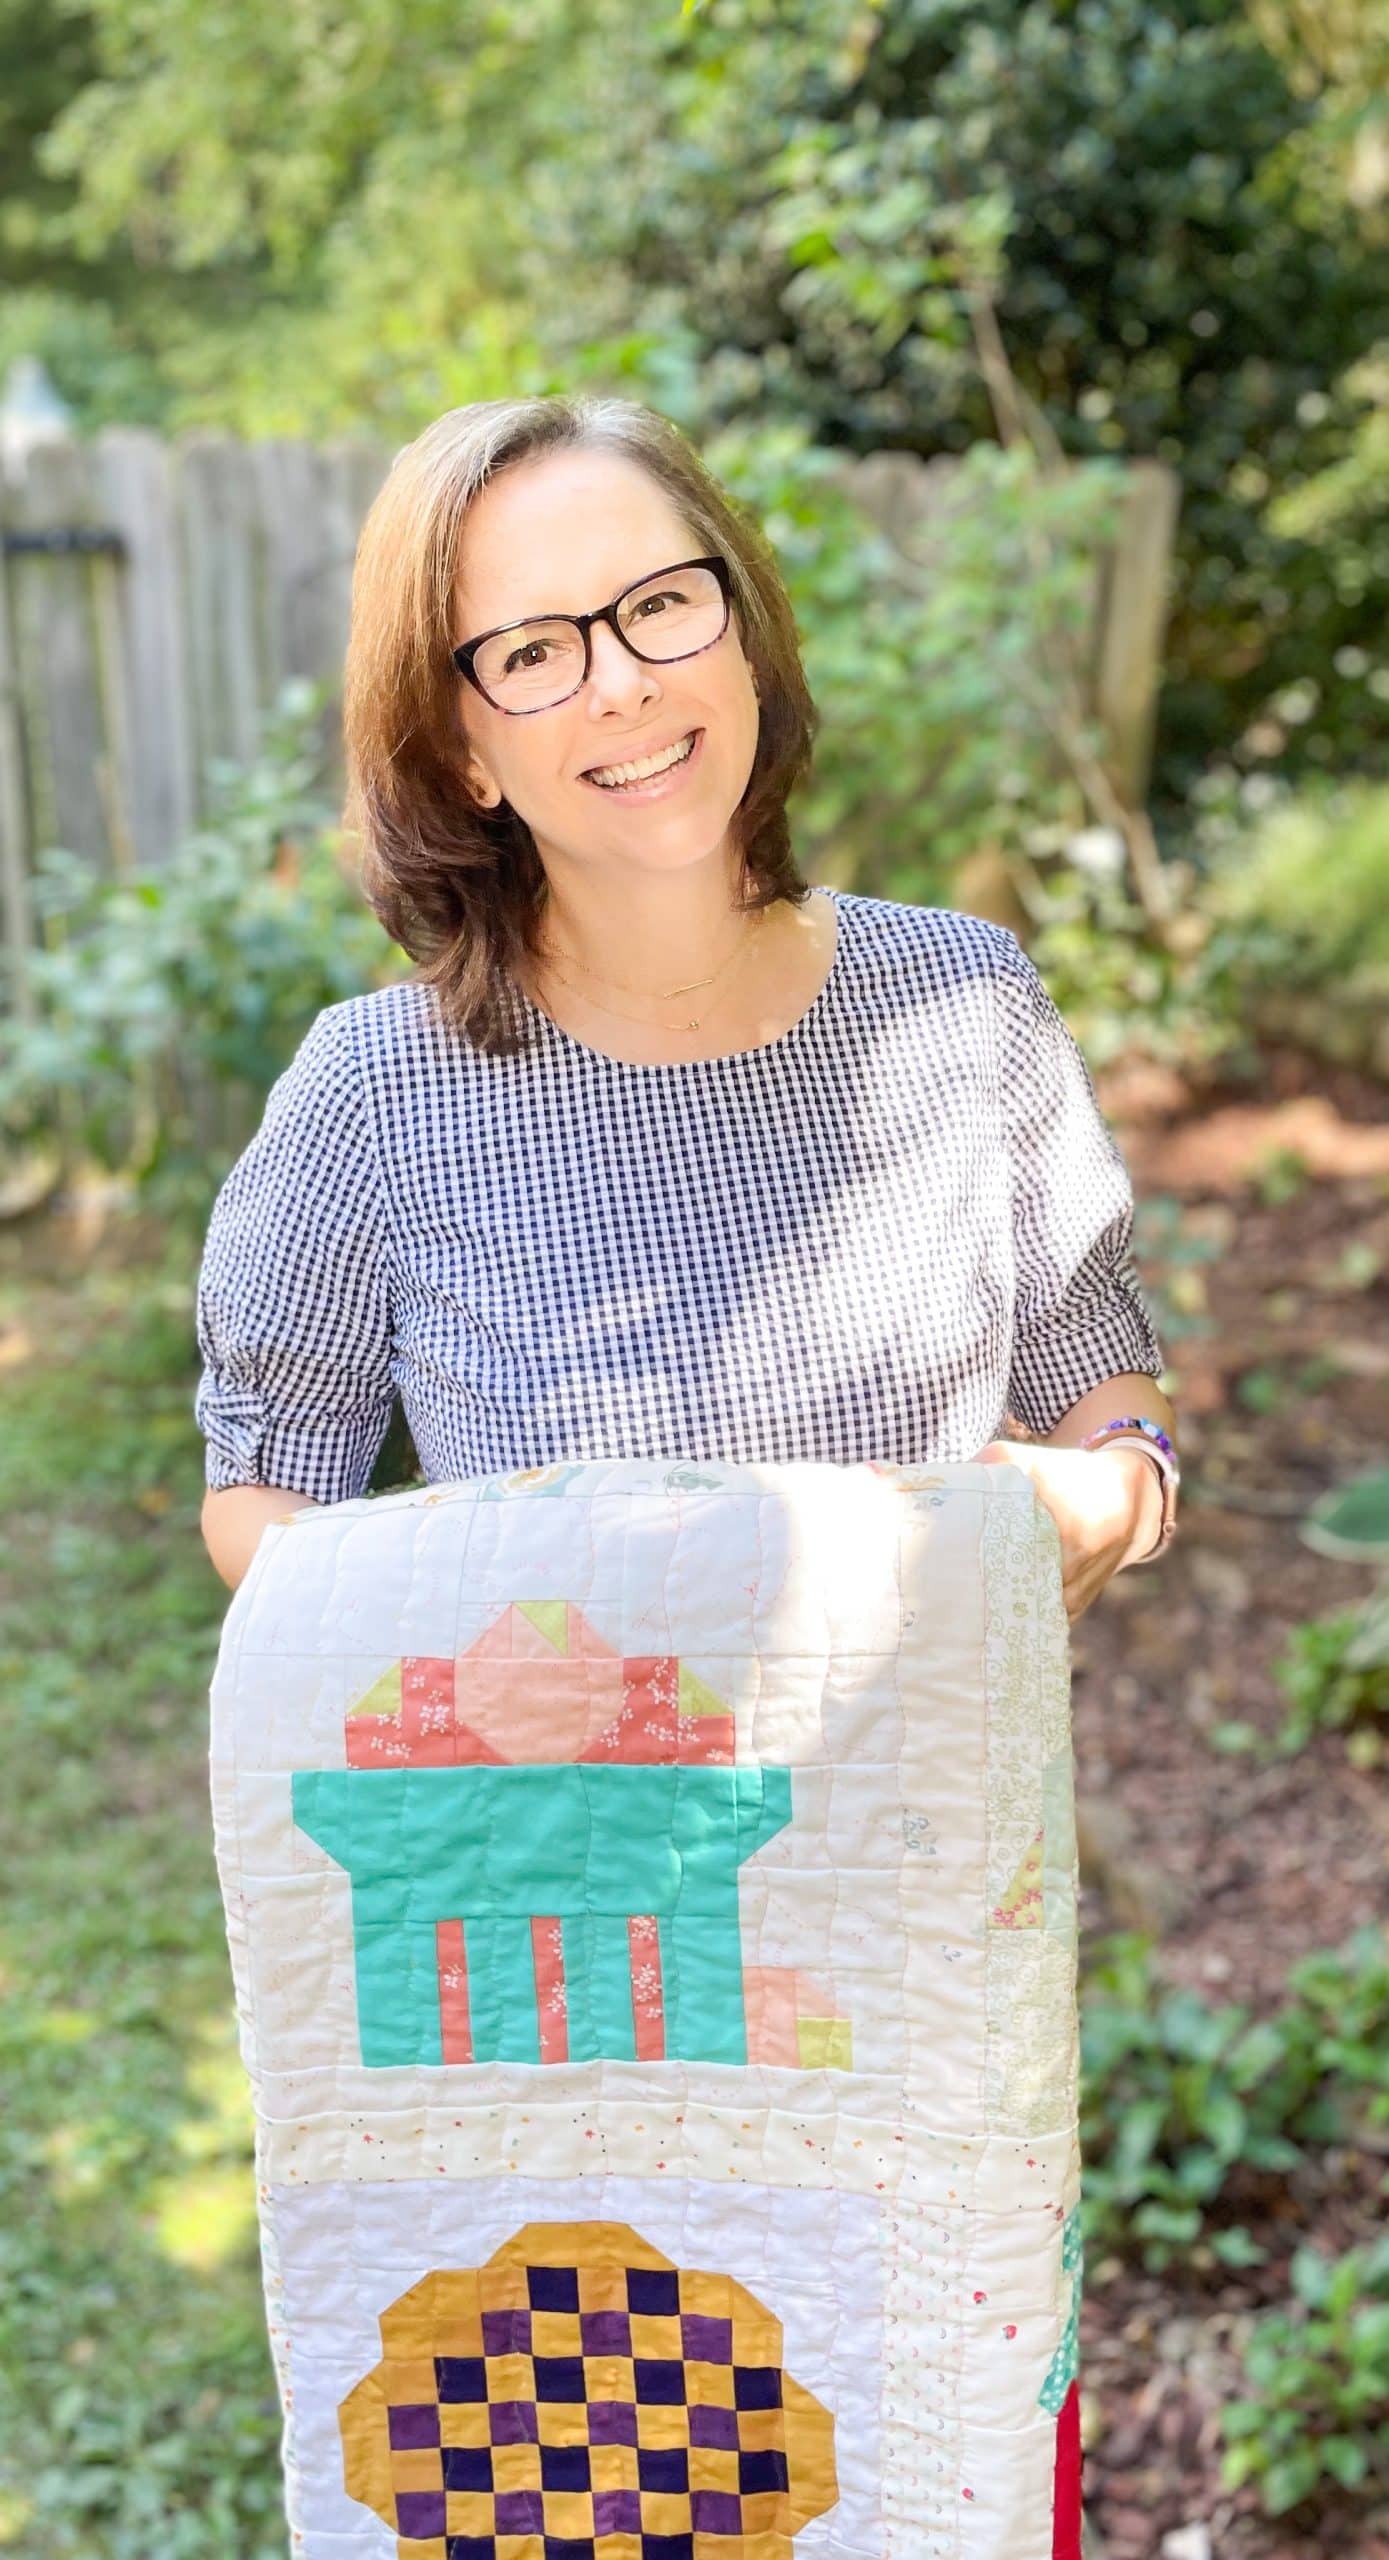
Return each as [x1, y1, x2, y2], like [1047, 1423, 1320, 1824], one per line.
[1075, 1044, 1389, 2560]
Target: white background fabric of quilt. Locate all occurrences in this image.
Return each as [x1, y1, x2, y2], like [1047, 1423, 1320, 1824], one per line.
[209, 1455, 1080, 2560]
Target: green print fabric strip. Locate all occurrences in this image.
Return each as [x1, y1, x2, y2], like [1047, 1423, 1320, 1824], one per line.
[292, 1762, 793, 2068]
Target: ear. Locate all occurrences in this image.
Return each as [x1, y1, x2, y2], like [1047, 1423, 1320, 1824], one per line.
[452, 746, 504, 811]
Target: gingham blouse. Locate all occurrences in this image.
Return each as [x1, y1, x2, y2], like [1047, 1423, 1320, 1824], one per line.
[194, 890, 1165, 1504]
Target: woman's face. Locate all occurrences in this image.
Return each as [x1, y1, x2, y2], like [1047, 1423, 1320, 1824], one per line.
[449, 448, 761, 882]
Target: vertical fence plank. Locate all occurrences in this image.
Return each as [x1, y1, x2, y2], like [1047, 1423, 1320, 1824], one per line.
[178, 433, 264, 792]
[318, 442, 391, 803]
[8, 436, 109, 867]
[94, 427, 196, 869]
[0, 470, 37, 1021]
[1092, 459, 1182, 807]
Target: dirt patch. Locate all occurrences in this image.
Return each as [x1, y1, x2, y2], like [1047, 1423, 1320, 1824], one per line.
[1078, 1047, 1389, 2555]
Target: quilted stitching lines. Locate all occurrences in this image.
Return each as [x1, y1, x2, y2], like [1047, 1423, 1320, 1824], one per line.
[295, 1597, 855, 2070]
[339, 2222, 838, 2560]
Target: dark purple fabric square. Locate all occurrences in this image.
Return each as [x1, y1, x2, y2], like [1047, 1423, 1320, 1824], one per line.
[634, 2358, 685, 2405]
[739, 2447, 789, 2495]
[638, 2447, 688, 2493]
[592, 2488, 643, 2534]
[528, 2263, 580, 2312]
[535, 2355, 586, 2402]
[580, 2309, 631, 2355]
[436, 2354, 487, 2401]
[494, 2487, 545, 2532]
[388, 2401, 441, 2450]
[640, 2536, 693, 2560]
[691, 2488, 745, 2534]
[442, 2445, 493, 2492]
[626, 2265, 680, 2317]
[680, 2313, 733, 2364]
[688, 2404, 738, 2451]
[489, 2397, 539, 2444]
[540, 2443, 590, 2490]
[734, 2363, 783, 2409]
[586, 2399, 638, 2446]
[394, 2488, 446, 2537]
[482, 2306, 532, 2355]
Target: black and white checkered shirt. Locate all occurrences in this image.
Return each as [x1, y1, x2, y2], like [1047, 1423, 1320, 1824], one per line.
[194, 891, 1165, 1504]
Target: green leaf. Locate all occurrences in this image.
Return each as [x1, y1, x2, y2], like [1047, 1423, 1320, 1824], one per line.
[1260, 2446, 1324, 2514]
[1321, 2436, 1370, 2490]
[1210, 2225, 1268, 2269]
[1300, 1470, 1389, 1561]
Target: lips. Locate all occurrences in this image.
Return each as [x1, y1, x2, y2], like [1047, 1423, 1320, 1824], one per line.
[581, 728, 702, 785]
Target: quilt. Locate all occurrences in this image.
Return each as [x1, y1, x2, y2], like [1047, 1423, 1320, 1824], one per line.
[208, 1454, 1082, 2560]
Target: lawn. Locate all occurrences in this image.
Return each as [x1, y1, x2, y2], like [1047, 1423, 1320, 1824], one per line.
[0, 1246, 283, 2559]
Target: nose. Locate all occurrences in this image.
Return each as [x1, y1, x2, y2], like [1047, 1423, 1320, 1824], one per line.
[584, 617, 661, 719]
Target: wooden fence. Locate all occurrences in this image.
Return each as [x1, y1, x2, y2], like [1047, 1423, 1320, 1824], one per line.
[0, 426, 1179, 1013]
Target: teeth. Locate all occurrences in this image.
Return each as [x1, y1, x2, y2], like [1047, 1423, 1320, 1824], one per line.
[588, 732, 697, 788]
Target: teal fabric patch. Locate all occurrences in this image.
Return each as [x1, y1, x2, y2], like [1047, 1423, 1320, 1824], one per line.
[1038, 2203, 1083, 2416]
[292, 1763, 792, 2067]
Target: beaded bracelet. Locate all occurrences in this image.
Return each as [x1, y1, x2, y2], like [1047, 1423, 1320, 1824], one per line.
[1079, 1413, 1180, 1563]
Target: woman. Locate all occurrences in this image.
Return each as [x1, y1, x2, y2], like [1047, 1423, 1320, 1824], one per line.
[196, 393, 1178, 1598]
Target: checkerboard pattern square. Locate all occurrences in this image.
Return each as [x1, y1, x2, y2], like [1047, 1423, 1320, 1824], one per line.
[347, 2240, 826, 2556]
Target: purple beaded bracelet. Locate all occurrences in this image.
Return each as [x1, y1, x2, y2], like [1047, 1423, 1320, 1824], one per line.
[1079, 1414, 1180, 1561]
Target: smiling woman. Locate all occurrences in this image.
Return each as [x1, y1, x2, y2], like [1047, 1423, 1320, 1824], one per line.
[198, 390, 1176, 1620]
[340, 396, 819, 1060]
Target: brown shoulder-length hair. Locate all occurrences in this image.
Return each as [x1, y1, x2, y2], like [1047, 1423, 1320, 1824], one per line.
[342, 393, 819, 1054]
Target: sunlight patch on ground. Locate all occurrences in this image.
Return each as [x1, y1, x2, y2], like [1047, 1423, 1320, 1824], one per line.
[0, 2488, 35, 2544]
[151, 2163, 259, 2273]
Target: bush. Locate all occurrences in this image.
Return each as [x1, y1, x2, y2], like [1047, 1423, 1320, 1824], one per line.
[1080, 1928, 1389, 2271]
[1198, 778, 1389, 1002]
[1221, 2236, 1389, 2516]
[0, 684, 407, 1216]
[1272, 1603, 1389, 1763]
[709, 423, 1127, 902]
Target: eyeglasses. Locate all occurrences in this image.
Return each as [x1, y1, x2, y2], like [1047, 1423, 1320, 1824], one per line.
[451, 554, 733, 715]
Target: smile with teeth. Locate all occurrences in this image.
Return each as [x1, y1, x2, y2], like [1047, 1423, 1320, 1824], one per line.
[585, 731, 699, 789]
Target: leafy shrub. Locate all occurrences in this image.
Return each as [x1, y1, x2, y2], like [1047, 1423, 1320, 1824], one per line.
[1198, 780, 1389, 998]
[1221, 2236, 1389, 2516]
[1272, 1604, 1389, 1762]
[0, 683, 407, 1214]
[709, 423, 1127, 902]
[1081, 1938, 1302, 2270]
[1080, 1929, 1389, 2270]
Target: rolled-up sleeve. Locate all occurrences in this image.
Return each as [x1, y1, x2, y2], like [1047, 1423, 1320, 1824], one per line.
[995, 932, 1166, 1437]
[195, 1004, 396, 1504]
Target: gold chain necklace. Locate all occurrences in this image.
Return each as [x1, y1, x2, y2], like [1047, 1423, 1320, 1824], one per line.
[536, 909, 757, 1003]
[537, 909, 767, 1033]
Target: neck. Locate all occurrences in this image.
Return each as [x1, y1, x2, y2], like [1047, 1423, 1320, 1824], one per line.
[533, 846, 754, 988]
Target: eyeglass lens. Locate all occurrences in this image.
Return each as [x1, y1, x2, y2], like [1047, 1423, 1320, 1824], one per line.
[472, 563, 726, 710]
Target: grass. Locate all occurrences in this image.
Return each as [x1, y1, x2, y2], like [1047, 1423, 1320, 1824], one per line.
[0, 1249, 284, 2558]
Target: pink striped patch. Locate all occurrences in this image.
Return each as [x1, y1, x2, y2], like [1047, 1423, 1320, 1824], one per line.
[628, 1915, 665, 2060]
[531, 1917, 568, 2064]
[436, 1919, 472, 2064]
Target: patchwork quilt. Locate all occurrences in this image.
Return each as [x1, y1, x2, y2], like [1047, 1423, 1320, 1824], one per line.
[208, 1455, 1082, 2560]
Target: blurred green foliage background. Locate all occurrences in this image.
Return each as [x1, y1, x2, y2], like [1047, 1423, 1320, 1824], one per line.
[4, 6, 1389, 2550]
[5, 0, 1388, 828]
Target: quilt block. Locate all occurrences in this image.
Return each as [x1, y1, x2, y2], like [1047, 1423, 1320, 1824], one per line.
[209, 1455, 1082, 2560]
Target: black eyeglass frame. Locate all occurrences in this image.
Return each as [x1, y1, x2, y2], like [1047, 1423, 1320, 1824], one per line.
[450, 554, 734, 714]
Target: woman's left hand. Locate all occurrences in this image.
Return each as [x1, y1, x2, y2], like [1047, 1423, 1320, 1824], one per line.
[971, 1441, 1155, 1624]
